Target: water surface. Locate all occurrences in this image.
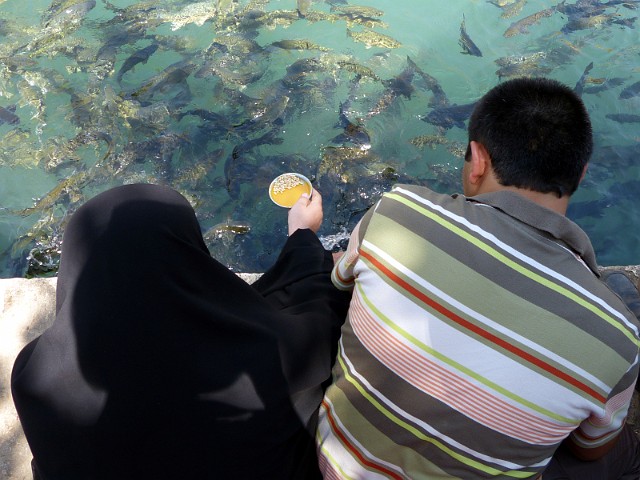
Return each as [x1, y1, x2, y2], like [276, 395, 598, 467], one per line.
[0, 0, 639, 277]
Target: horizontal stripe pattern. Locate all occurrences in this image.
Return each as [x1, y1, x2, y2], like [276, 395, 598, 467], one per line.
[350, 282, 576, 444]
[319, 185, 640, 479]
[390, 187, 640, 346]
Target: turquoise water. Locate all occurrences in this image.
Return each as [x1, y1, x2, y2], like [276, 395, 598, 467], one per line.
[0, 0, 639, 277]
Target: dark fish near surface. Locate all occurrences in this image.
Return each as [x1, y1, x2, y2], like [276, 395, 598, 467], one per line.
[225, 128, 283, 197]
[605, 113, 640, 123]
[381, 59, 416, 100]
[129, 60, 196, 100]
[459, 14, 482, 56]
[561, 12, 618, 33]
[620, 80, 640, 99]
[574, 61, 594, 97]
[0, 105, 20, 125]
[367, 57, 417, 117]
[406, 56, 449, 108]
[421, 102, 477, 130]
[332, 101, 372, 150]
[116, 44, 159, 83]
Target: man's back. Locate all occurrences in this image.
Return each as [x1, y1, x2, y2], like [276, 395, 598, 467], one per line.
[317, 184, 640, 479]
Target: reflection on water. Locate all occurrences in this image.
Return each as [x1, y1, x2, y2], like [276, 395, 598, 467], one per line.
[0, 0, 639, 277]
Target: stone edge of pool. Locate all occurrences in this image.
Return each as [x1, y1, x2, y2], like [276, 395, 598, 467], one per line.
[2, 267, 640, 478]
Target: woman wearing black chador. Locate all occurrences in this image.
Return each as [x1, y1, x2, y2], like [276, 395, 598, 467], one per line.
[11, 183, 350, 480]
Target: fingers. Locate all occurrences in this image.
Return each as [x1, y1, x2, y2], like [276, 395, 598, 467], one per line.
[287, 188, 323, 235]
[309, 188, 321, 203]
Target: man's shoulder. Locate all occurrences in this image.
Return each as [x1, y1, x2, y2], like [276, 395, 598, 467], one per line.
[383, 184, 461, 205]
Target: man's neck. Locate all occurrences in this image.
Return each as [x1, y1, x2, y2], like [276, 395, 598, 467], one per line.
[482, 185, 571, 215]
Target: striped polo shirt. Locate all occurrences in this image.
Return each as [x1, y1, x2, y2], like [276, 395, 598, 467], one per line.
[317, 184, 640, 479]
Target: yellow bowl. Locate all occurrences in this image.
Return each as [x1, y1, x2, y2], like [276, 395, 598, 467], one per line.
[269, 173, 312, 208]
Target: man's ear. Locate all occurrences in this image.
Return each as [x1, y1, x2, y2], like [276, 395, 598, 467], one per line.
[467, 141, 491, 186]
[579, 164, 588, 183]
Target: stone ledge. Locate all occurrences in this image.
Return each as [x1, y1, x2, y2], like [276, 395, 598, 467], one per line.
[1, 267, 639, 478]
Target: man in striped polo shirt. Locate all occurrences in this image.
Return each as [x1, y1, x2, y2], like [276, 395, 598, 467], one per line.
[316, 77, 640, 479]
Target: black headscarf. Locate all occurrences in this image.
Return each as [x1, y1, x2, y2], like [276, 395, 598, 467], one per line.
[11, 184, 350, 479]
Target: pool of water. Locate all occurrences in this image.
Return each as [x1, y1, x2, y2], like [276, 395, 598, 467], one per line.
[1, 0, 639, 277]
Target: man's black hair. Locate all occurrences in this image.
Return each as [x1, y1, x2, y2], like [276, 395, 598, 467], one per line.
[467, 77, 593, 197]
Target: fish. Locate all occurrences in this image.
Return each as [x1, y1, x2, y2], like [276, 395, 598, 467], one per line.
[605, 113, 640, 123]
[365, 56, 416, 116]
[346, 28, 401, 49]
[116, 44, 159, 83]
[339, 13, 388, 29]
[459, 14, 482, 57]
[225, 128, 284, 197]
[421, 102, 477, 130]
[332, 101, 372, 150]
[173, 148, 225, 187]
[0, 104, 20, 125]
[381, 58, 416, 100]
[254, 9, 301, 29]
[129, 60, 197, 100]
[330, 5, 385, 17]
[39, 130, 114, 172]
[574, 61, 594, 97]
[269, 39, 330, 52]
[561, 13, 619, 33]
[336, 59, 380, 81]
[17, 169, 91, 217]
[499, 0, 527, 19]
[494, 52, 553, 80]
[301, 10, 341, 23]
[406, 57, 449, 108]
[620, 80, 640, 99]
[206, 221, 251, 237]
[232, 91, 290, 134]
[43, 0, 96, 29]
[409, 134, 449, 150]
[16, 76, 47, 122]
[583, 77, 626, 94]
[297, 0, 312, 17]
[157, 1, 219, 31]
[489, 0, 519, 7]
[503, 7, 556, 37]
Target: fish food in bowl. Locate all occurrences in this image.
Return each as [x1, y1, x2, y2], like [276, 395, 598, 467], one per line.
[269, 173, 312, 208]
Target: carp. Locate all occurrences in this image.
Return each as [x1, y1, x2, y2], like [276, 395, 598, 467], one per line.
[0, 104, 20, 125]
[297, 0, 312, 17]
[332, 101, 371, 150]
[459, 14, 482, 57]
[270, 39, 330, 52]
[330, 5, 384, 18]
[421, 102, 477, 130]
[336, 59, 380, 81]
[620, 80, 640, 99]
[347, 28, 401, 49]
[499, 0, 526, 19]
[116, 43, 159, 83]
[574, 61, 594, 97]
[409, 134, 449, 150]
[158, 1, 219, 31]
[504, 7, 556, 37]
[606, 113, 640, 123]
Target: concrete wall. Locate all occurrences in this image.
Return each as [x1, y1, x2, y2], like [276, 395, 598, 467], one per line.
[1, 267, 639, 478]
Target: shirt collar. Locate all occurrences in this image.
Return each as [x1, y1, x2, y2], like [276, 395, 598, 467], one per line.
[456, 190, 599, 275]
